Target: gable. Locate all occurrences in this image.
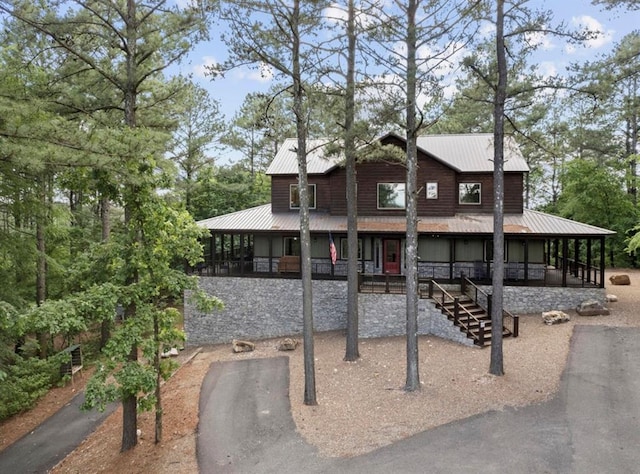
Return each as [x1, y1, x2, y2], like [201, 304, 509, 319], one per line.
[267, 133, 530, 177]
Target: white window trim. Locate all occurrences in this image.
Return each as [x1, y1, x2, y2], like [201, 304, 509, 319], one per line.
[290, 184, 316, 209]
[426, 182, 438, 199]
[340, 238, 363, 260]
[459, 183, 481, 205]
[377, 182, 406, 210]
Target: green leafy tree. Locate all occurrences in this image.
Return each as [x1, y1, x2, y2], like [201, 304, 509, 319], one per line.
[168, 82, 226, 215]
[554, 159, 638, 265]
[0, 0, 215, 450]
[189, 164, 271, 220]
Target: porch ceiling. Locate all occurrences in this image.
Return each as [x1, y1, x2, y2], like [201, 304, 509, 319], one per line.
[197, 204, 616, 238]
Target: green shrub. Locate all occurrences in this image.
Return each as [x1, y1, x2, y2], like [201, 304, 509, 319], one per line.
[0, 352, 67, 421]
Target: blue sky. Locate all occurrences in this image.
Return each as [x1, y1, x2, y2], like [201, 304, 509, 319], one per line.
[175, 0, 638, 160]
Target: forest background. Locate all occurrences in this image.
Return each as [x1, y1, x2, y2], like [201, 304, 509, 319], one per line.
[0, 0, 639, 451]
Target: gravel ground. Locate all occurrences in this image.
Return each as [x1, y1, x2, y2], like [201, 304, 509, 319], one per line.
[287, 269, 640, 458]
[46, 268, 640, 472]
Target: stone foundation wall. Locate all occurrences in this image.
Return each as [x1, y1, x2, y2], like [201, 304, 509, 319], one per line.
[186, 277, 477, 346]
[472, 285, 607, 314]
[184, 276, 606, 346]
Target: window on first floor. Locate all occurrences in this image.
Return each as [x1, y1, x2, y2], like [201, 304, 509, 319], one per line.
[340, 238, 363, 259]
[378, 183, 405, 209]
[290, 184, 316, 209]
[283, 237, 301, 256]
[459, 183, 481, 204]
[484, 240, 508, 262]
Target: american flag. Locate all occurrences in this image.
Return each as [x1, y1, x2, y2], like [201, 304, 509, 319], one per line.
[329, 233, 337, 266]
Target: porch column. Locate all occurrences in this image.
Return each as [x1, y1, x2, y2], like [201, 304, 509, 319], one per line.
[449, 238, 455, 280]
[600, 236, 606, 288]
[240, 233, 245, 275]
[269, 234, 274, 275]
[546, 239, 551, 266]
[586, 239, 592, 284]
[562, 238, 569, 287]
[523, 239, 529, 283]
[554, 239, 559, 268]
[574, 238, 580, 277]
[219, 233, 225, 274]
[209, 231, 215, 269]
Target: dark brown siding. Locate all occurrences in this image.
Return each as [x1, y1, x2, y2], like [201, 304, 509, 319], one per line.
[270, 146, 525, 216]
[271, 175, 332, 213]
[505, 173, 524, 213]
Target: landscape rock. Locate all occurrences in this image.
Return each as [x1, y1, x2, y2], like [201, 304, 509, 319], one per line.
[161, 347, 180, 358]
[609, 274, 631, 285]
[542, 310, 571, 325]
[232, 339, 255, 353]
[276, 338, 299, 351]
[576, 300, 610, 317]
[606, 294, 618, 303]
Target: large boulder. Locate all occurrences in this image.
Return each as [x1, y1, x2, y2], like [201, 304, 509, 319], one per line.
[276, 338, 299, 351]
[232, 339, 255, 353]
[542, 310, 571, 326]
[609, 274, 631, 285]
[576, 300, 610, 317]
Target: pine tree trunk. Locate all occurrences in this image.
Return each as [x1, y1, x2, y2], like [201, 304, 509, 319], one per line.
[404, 0, 420, 392]
[344, 0, 359, 362]
[490, 0, 506, 377]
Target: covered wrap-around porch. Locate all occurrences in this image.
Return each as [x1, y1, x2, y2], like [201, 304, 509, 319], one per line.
[193, 204, 613, 289]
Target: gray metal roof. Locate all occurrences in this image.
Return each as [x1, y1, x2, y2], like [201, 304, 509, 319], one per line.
[265, 138, 343, 175]
[197, 205, 615, 237]
[416, 134, 530, 173]
[266, 133, 529, 175]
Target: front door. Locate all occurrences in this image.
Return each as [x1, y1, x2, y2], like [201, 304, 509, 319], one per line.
[383, 239, 401, 274]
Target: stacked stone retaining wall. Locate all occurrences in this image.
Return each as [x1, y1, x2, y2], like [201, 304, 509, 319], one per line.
[185, 276, 606, 346]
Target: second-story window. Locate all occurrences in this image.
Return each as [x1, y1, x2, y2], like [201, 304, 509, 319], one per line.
[459, 183, 481, 204]
[378, 183, 405, 209]
[290, 184, 316, 209]
[426, 182, 438, 199]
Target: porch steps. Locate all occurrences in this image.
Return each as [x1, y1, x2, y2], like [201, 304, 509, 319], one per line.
[434, 292, 514, 347]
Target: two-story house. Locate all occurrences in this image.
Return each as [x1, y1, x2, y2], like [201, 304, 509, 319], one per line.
[185, 133, 615, 346]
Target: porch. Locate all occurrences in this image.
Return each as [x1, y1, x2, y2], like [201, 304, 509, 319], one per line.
[191, 258, 604, 289]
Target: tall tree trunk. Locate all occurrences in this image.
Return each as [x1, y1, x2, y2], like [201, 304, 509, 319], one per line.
[100, 194, 111, 349]
[36, 173, 48, 358]
[120, 0, 139, 452]
[490, 0, 506, 377]
[344, 0, 360, 362]
[291, 0, 316, 406]
[154, 313, 162, 444]
[404, 0, 420, 392]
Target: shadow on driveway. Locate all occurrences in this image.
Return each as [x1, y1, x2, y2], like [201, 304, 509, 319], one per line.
[197, 326, 640, 473]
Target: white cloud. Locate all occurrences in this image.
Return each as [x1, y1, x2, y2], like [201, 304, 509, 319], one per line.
[524, 31, 555, 51]
[234, 62, 275, 83]
[571, 15, 614, 49]
[193, 56, 219, 78]
[323, 1, 383, 29]
[174, 0, 196, 9]
[537, 61, 558, 79]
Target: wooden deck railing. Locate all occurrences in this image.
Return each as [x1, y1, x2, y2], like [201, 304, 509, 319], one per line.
[427, 279, 488, 345]
[461, 273, 519, 338]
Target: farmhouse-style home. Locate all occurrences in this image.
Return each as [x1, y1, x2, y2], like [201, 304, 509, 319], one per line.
[186, 133, 615, 347]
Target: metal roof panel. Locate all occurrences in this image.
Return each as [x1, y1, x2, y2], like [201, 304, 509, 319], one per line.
[197, 206, 615, 237]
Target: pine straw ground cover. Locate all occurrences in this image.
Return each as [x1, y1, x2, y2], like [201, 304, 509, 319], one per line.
[2, 269, 638, 473]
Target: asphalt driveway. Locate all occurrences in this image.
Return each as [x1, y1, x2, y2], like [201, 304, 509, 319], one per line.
[197, 326, 640, 473]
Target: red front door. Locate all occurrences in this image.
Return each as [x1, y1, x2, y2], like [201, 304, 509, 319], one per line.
[383, 239, 401, 274]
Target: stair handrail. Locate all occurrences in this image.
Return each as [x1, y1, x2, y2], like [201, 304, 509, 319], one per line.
[427, 279, 486, 344]
[461, 273, 519, 338]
